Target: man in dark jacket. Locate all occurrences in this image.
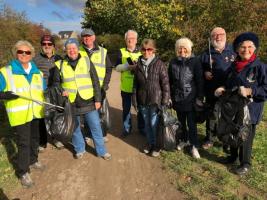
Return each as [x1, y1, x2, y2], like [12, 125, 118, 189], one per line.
[200, 27, 236, 149]
[33, 34, 64, 151]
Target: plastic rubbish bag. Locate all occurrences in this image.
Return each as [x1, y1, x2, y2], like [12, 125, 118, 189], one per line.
[44, 86, 76, 142]
[158, 108, 180, 151]
[99, 97, 111, 134]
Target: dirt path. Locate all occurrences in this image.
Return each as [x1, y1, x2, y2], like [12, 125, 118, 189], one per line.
[9, 71, 183, 200]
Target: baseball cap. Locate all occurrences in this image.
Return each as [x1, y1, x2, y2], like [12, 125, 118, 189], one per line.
[81, 28, 95, 37]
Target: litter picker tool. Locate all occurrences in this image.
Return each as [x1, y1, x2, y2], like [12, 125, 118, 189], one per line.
[208, 38, 213, 72]
[15, 93, 64, 110]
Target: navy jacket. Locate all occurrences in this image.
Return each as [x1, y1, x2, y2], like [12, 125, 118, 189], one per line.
[224, 58, 267, 124]
[200, 44, 236, 101]
[168, 56, 204, 112]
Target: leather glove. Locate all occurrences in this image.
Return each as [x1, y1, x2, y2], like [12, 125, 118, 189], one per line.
[238, 86, 252, 97]
[214, 87, 225, 97]
[0, 91, 19, 100]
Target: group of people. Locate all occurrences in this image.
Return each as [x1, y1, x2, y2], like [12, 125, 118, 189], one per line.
[0, 26, 266, 188]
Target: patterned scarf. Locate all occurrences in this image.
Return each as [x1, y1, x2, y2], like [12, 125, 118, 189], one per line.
[235, 53, 256, 72]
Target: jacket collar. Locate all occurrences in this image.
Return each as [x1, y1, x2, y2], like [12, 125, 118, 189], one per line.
[9, 59, 40, 75]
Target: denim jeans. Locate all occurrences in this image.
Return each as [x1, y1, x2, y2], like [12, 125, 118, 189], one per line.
[121, 91, 132, 134]
[176, 110, 199, 147]
[139, 105, 160, 146]
[72, 110, 107, 156]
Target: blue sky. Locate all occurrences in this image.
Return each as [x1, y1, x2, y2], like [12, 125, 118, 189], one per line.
[3, 0, 86, 34]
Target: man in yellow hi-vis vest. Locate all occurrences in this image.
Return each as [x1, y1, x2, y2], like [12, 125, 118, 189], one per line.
[79, 28, 112, 142]
[115, 30, 144, 137]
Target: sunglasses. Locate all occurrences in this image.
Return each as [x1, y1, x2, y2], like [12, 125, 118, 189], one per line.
[17, 50, 31, 55]
[42, 42, 53, 46]
[141, 48, 153, 52]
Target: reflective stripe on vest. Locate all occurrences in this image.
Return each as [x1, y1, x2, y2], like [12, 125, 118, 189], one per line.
[55, 57, 94, 103]
[79, 46, 107, 87]
[0, 65, 44, 127]
[120, 48, 141, 93]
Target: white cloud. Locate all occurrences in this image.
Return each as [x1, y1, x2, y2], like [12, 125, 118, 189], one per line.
[50, 0, 86, 12]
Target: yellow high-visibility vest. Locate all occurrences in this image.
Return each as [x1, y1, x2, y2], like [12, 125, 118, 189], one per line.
[55, 57, 94, 103]
[120, 48, 141, 93]
[0, 65, 44, 127]
[79, 46, 107, 87]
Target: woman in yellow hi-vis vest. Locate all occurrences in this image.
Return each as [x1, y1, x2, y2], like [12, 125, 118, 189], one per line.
[50, 38, 111, 160]
[0, 40, 46, 188]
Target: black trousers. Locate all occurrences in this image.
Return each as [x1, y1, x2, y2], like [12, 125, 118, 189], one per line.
[39, 118, 47, 147]
[230, 124, 256, 167]
[205, 96, 217, 141]
[15, 119, 40, 177]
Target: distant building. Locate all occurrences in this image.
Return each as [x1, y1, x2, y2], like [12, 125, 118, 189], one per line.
[58, 31, 78, 44]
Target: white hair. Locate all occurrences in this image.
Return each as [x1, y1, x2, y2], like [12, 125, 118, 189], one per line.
[125, 30, 138, 40]
[175, 37, 193, 56]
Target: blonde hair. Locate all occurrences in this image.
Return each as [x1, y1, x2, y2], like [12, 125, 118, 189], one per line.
[12, 40, 35, 58]
[175, 37, 193, 57]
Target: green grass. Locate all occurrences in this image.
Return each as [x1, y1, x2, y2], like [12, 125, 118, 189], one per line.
[161, 105, 267, 200]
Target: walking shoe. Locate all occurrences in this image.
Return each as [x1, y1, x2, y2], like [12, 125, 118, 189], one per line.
[235, 165, 250, 176]
[151, 150, 160, 157]
[191, 146, 201, 159]
[103, 136, 109, 143]
[20, 172, 34, 188]
[30, 161, 46, 171]
[102, 153, 112, 160]
[75, 151, 85, 159]
[143, 144, 152, 154]
[53, 140, 64, 149]
[202, 141, 213, 150]
[176, 141, 189, 151]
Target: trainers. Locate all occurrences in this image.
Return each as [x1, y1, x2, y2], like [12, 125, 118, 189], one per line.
[20, 172, 34, 188]
[103, 137, 109, 143]
[235, 165, 250, 176]
[202, 141, 213, 149]
[30, 161, 45, 171]
[53, 140, 64, 149]
[143, 144, 152, 154]
[191, 146, 201, 159]
[75, 151, 85, 159]
[177, 141, 189, 151]
[151, 150, 160, 157]
[102, 153, 112, 160]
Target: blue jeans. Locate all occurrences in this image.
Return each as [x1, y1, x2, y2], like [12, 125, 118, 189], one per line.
[139, 105, 160, 146]
[121, 91, 132, 134]
[72, 110, 107, 156]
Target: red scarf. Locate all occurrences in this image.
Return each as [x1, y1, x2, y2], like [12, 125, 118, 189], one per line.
[235, 53, 256, 72]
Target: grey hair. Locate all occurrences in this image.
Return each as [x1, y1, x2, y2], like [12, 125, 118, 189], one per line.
[12, 40, 35, 58]
[125, 30, 138, 40]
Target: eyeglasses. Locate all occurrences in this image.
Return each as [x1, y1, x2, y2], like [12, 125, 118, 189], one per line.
[141, 48, 153, 52]
[17, 50, 31, 55]
[42, 42, 53, 46]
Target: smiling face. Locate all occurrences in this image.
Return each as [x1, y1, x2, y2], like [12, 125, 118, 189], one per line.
[82, 34, 96, 49]
[237, 40, 256, 61]
[41, 41, 54, 57]
[66, 43, 79, 60]
[177, 46, 189, 58]
[211, 27, 226, 51]
[16, 45, 32, 66]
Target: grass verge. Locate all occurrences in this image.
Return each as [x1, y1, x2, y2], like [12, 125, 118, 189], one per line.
[161, 105, 267, 200]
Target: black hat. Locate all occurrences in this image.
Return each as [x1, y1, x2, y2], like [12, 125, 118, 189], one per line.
[233, 32, 259, 52]
[41, 34, 55, 45]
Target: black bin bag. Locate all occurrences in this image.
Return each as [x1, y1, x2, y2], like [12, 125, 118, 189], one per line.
[44, 86, 76, 143]
[158, 108, 180, 151]
[99, 97, 111, 135]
